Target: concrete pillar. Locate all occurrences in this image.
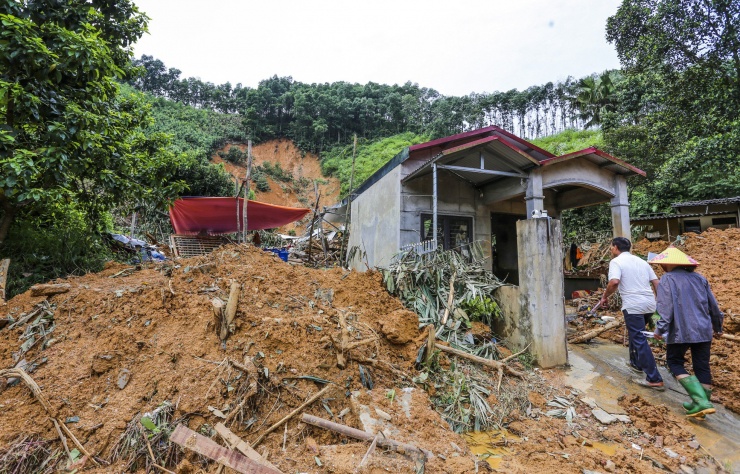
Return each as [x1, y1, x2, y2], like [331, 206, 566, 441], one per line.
[610, 175, 630, 238]
[516, 218, 567, 368]
[525, 169, 544, 218]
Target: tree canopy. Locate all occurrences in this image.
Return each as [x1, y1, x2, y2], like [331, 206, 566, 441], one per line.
[0, 0, 184, 244]
[604, 0, 740, 212]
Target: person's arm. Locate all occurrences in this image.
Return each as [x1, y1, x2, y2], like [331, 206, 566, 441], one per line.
[600, 279, 619, 306]
[654, 278, 673, 339]
[706, 280, 724, 335]
[651, 279, 659, 293]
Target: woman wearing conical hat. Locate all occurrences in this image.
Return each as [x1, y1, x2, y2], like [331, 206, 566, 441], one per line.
[649, 247, 724, 419]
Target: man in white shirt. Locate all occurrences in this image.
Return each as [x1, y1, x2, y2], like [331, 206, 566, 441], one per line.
[599, 237, 664, 390]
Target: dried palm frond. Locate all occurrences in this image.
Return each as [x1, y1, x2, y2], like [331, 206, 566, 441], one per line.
[382, 242, 505, 333]
[0, 436, 60, 474]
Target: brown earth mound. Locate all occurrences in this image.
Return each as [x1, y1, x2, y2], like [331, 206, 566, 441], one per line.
[212, 139, 341, 232]
[0, 242, 726, 472]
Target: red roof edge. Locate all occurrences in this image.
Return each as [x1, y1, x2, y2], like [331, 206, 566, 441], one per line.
[540, 147, 647, 177]
[409, 125, 556, 159]
[491, 127, 556, 159]
[409, 126, 499, 152]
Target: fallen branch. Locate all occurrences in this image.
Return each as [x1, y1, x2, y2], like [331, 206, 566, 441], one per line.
[301, 414, 432, 460]
[215, 423, 282, 473]
[435, 342, 525, 377]
[252, 383, 334, 447]
[568, 320, 622, 344]
[501, 343, 531, 363]
[170, 425, 275, 474]
[721, 333, 739, 342]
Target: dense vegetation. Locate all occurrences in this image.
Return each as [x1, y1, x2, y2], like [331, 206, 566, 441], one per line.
[129, 55, 605, 153]
[321, 132, 430, 197]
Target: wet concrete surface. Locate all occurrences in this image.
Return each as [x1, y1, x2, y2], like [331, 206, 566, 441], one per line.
[567, 341, 740, 471]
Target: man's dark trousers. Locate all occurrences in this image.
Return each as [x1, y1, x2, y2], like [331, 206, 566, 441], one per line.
[623, 311, 663, 383]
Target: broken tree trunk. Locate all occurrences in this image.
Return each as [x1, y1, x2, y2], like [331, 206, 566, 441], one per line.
[30, 283, 71, 297]
[568, 320, 622, 344]
[435, 341, 525, 377]
[220, 282, 241, 341]
[300, 414, 432, 460]
[0, 258, 9, 302]
[215, 423, 282, 473]
[170, 425, 275, 474]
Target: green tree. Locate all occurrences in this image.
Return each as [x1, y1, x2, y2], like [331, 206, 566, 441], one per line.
[605, 0, 740, 210]
[0, 0, 183, 245]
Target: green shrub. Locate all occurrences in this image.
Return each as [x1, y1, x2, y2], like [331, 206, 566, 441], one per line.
[218, 146, 248, 164]
[0, 204, 116, 298]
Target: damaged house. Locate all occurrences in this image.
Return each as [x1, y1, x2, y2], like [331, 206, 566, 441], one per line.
[346, 126, 646, 367]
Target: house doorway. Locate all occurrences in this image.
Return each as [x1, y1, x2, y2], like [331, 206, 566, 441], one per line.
[491, 213, 525, 285]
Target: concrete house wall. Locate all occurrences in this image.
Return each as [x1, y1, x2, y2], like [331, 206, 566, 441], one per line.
[347, 166, 401, 270]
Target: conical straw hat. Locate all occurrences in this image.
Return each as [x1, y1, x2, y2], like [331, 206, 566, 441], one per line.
[647, 246, 699, 266]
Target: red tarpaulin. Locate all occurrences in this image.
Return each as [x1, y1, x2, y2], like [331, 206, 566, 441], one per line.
[169, 197, 310, 235]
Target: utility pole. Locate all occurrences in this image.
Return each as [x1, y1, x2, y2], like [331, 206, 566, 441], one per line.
[242, 140, 253, 244]
[340, 134, 357, 266]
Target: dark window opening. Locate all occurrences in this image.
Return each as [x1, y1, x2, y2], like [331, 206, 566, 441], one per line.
[683, 219, 701, 233]
[421, 214, 473, 253]
[711, 216, 737, 227]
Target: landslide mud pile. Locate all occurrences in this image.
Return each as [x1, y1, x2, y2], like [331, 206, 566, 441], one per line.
[0, 245, 477, 473]
[0, 244, 721, 473]
[634, 228, 740, 412]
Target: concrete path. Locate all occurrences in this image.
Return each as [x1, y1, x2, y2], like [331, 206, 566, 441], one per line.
[567, 342, 740, 472]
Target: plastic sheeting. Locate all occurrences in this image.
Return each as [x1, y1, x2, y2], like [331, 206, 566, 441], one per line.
[169, 197, 310, 235]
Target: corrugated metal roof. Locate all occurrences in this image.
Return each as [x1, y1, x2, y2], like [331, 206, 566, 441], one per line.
[671, 196, 740, 207]
[632, 211, 731, 222]
[401, 136, 539, 185]
[539, 147, 646, 177]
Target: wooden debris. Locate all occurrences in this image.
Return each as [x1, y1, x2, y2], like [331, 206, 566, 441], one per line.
[29, 283, 71, 297]
[0, 258, 9, 302]
[170, 425, 276, 474]
[435, 341, 525, 377]
[252, 383, 334, 447]
[721, 333, 739, 342]
[220, 282, 241, 341]
[568, 320, 622, 344]
[300, 414, 432, 460]
[215, 423, 282, 473]
[440, 273, 456, 326]
[425, 325, 436, 365]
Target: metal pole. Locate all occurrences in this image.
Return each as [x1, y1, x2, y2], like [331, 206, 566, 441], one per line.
[130, 212, 137, 239]
[666, 218, 670, 241]
[242, 140, 253, 243]
[433, 162, 438, 249]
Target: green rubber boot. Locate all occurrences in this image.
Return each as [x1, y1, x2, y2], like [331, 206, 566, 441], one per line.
[683, 387, 711, 411]
[679, 376, 715, 418]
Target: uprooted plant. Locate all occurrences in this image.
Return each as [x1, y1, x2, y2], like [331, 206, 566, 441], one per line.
[109, 401, 189, 472]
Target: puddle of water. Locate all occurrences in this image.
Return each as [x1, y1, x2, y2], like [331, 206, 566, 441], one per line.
[463, 429, 520, 468]
[585, 441, 618, 456]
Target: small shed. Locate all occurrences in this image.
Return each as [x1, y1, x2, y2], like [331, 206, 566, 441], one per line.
[633, 196, 740, 239]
